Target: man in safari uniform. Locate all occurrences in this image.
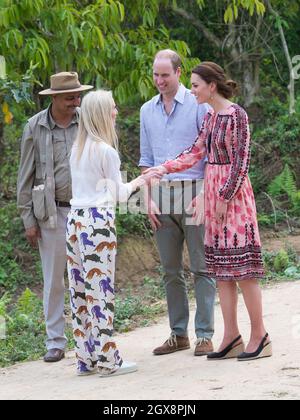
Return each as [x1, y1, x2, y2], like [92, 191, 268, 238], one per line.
[17, 72, 93, 362]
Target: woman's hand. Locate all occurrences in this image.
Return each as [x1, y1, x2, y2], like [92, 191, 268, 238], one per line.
[186, 192, 205, 226]
[142, 165, 167, 183]
[215, 200, 228, 224]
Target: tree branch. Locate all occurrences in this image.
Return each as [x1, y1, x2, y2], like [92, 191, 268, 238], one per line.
[266, 0, 295, 114]
[171, 6, 222, 49]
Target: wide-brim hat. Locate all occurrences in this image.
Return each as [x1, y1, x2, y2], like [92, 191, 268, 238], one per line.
[39, 71, 93, 95]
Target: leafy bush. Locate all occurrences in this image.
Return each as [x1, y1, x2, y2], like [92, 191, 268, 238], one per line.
[268, 164, 297, 198]
[273, 249, 290, 273]
[114, 276, 165, 332]
[116, 210, 151, 239]
[0, 203, 42, 295]
[0, 288, 75, 367]
[0, 288, 45, 366]
[0, 122, 24, 200]
[257, 213, 275, 227]
[251, 111, 300, 196]
[267, 164, 300, 217]
[263, 247, 300, 280]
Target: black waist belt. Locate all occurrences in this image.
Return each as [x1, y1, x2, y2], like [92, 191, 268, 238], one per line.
[55, 200, 70, 207]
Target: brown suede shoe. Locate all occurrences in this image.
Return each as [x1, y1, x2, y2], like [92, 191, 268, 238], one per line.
[194, 338, 214, 356]
[43, 348, 65, 363]
[153, 334, 190, 355]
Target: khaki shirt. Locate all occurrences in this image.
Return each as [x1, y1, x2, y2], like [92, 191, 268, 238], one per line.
[48, 111, 78, 202]
[17, 106, 79, 229]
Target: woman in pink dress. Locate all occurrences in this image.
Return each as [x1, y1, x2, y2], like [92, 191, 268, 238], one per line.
[146, 62, 272, 361]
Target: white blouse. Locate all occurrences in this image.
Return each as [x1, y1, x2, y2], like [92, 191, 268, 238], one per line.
[70, 136, 133, 208]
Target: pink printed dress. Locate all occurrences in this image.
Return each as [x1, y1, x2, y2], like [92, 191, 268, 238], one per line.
[163, 104, 264, 281]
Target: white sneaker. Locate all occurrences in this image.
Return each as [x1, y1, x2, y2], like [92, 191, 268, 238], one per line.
[99, 361, 138, 378]
[76, 367, 97, 376]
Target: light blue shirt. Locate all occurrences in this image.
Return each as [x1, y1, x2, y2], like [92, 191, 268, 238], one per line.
[139, 84, 209, 180]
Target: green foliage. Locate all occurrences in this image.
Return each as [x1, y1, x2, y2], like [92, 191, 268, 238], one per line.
[267, 164, 300, 217]
[273, 249, 290, 272]
[0, 202, 42, 295]
[0, 123, 23, 199]
[0, 288, 45, 367]
[263, 246, 300, 281]
[15, 287, 39, 316]
[268, 164, 297, 198]
[257, 213, 274, 227]
[116, 211, 151, 239]
[0, 0, 198, 105]
[0, 56, 36, 116]
[251, 109, 300, 223]
[224, 0, 265, 23]
[114, 275, 165, 332]
[0, 288, 75, 367]
[0, 292, 11, 319]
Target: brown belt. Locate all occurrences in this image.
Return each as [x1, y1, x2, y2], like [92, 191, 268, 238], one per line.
[55, 200, 70, 207]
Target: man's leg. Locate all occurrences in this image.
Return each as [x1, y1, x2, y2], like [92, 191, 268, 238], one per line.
[184, 220, 216, 340]
[155, 213, 189, 337]
[38, 207, 68, 352]
[182, 180, 216, 355]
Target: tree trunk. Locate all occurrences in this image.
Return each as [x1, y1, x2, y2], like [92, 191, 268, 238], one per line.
[241, 56, 261, 107]
[266, 0, 295, 114]
[171, 5, 263, 107]
[288, 73, 295, 115]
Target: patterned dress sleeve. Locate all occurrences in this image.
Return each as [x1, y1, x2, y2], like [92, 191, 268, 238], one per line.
[162, 112, 210, 173]
[219, 106, 251, 202]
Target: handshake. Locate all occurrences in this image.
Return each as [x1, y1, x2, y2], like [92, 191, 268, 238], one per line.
[140, 165, 168, 184]
[133, 165, 206, 230]
[128, 165, 168, 205]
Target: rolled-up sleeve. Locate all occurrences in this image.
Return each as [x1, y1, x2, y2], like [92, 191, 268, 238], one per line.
[17, 123, 37, 229]
[139, 106, 154, 168]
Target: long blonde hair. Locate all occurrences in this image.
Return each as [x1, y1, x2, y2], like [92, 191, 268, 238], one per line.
[75, 89, 118, 161]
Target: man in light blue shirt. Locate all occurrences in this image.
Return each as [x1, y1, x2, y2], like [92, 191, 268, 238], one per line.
[139, 50, 216, 356]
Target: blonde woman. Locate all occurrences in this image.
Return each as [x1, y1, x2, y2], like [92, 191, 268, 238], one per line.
[67, 90, 146, 377]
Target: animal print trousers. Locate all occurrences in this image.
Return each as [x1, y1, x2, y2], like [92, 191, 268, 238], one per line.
[66, 207, 122, 372]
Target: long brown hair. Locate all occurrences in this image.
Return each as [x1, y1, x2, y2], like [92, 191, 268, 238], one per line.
[192, 62, 238, 99]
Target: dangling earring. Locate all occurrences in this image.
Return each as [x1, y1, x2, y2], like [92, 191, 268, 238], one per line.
[210, 93, 214, 100]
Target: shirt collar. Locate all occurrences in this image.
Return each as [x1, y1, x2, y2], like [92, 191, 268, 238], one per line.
[48, 105, 79, 129]
[155, 83, 186, 105]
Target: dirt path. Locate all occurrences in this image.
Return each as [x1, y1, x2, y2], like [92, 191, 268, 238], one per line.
[1, 280, 300, 400]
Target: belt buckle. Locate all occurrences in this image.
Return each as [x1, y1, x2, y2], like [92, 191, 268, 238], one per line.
[56, 200, 69, 207]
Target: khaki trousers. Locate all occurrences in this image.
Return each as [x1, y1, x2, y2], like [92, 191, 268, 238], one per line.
[38, 207, 69, 351]
[154, 181, 216, 338]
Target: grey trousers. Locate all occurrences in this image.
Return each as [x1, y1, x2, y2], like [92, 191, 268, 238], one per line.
[38, 207, 69, 351]
[154, 181, 216, 339]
